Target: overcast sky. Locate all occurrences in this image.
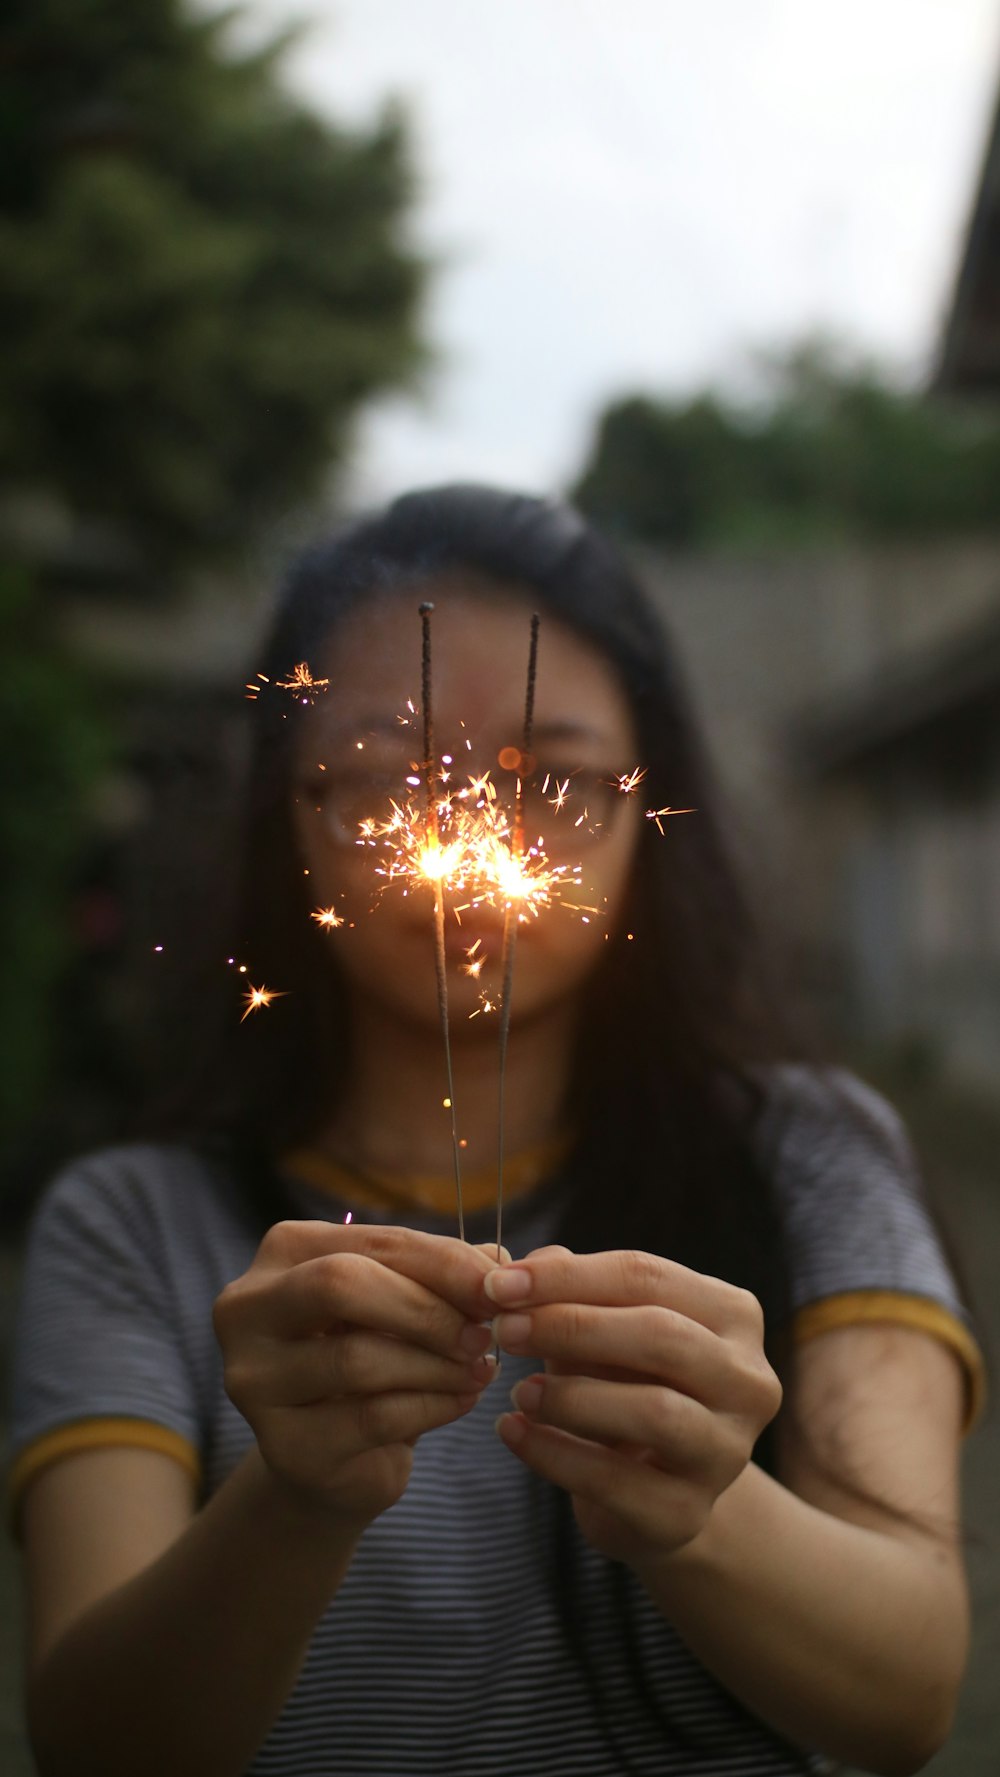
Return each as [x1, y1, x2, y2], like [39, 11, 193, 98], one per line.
[237, 0, 1000, 502]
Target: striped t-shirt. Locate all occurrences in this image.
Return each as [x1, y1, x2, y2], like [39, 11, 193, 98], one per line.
[6, 1066, 982, 1776]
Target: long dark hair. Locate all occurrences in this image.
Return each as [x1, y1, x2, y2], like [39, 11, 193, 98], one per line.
[148, 485, 888, 1767]
[162, 484, 817, 1320]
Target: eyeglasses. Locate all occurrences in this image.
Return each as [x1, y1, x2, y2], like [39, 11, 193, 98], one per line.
[297, 764, 637, 854]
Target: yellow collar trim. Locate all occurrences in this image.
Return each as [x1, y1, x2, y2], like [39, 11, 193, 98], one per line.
[280, 1131, 574, 1218]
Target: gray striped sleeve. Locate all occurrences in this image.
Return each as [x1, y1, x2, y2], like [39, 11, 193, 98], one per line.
[7, 1152, 203, 1465]
[754, 1065, 969, 1323]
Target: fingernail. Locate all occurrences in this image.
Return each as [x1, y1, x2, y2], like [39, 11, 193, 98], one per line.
[494, 1311, 531, 1351]
[471, 1352, 501, 1385]
[511, 1377, 543, 1414]
[495, 1412, 527, 1448]
[459, 1322, 492, 1356]
[484, 1268, 531, 1305]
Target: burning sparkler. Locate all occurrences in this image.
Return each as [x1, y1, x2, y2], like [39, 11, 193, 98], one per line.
[239, 630, 696, 1258]
[419, 602, 466, 1240]
[494, 612, 540, 1262]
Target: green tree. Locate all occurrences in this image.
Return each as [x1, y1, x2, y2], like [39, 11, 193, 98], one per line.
[572, 341, 1000, 550]
[0, 566, 109, 1161]
[0, 1, 432, 1177]
[0, 0, 428, 576]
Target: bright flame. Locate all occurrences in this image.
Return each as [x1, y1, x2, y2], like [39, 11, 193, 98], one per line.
[356, 766, 585, 926]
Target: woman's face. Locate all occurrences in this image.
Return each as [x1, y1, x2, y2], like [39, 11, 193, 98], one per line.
[290, 580, 642, 1038]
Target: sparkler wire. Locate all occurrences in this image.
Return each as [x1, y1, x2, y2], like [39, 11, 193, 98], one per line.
[495, 613, 540, 1261]
[419, 602, 465, 1241]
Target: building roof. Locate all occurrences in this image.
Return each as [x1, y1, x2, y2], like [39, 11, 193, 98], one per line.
[788, 602, 1000, 776]
[936, 85, 1000, 394]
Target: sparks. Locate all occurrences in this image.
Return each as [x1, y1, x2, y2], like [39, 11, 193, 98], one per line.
[240, 983, 286, 1022]
[462, 938, 486, 979]
[615, 766, 647, 795]
[356, 770, 583, 924]
[311, 906, 345, 930]
[470, 991, 500, 1019]
[275, 662, 331, 703]
[645, 804, 696, 834]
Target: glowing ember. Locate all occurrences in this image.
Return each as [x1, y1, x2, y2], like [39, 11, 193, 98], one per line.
[615, 766, 647, 795]
[240, 983, 285, 1022]
[275, 662, 331, 704]
[546, 775, 571, 813]
[357, 768, 585, 924]
[311, 906, 345, 930]
[645, 804, 696, 834]
[462, 939, 486, 979]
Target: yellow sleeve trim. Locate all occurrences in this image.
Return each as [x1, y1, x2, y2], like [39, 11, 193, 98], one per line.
[791, 1290, 986, 1433]
[7, 1417, 202, 1538]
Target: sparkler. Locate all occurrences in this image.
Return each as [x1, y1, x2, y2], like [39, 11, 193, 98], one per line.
[237, 631, 696, 1257]
[494, 613, 540, 1262]
[419, 602, 466, 1240]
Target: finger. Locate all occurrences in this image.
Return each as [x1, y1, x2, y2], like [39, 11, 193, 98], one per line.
[334, 1388, 482, 1459]
[271, 1252, 494, 1360]
[483, 1248, 753, 1335]
[508, 1373, 732, 1479]
[493, 1303, 733, 1403]
[494, 1414, 699, 1546]
[270, 1388, 479, 1472]
[256, 1331, 500, 1407]
[473, 1242, 512, 1265]
[261, 1220, 498, 1317]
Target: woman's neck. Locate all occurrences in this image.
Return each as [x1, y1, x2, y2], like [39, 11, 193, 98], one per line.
[319, 995, 578, 1181]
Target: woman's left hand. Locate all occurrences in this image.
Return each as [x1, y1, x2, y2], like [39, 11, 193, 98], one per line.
[484, 1246, 782, 1568]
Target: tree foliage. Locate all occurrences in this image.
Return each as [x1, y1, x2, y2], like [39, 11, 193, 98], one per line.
[0, 0, 428, 574]
[0, 565, 110, 1158]
[572, 343, 1000, 550]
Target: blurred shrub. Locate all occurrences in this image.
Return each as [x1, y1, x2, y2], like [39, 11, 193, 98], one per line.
[573, 341, 1000, 549]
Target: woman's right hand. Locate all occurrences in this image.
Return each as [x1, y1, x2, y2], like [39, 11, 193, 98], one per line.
[212, 1221, 501, 1529]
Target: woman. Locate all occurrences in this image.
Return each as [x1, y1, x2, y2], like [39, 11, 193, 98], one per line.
[9, 485, 982, 1775]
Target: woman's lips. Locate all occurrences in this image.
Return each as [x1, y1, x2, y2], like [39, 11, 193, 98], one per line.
[397, 913, 521, 957]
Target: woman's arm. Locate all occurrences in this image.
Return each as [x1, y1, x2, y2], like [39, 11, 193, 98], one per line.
[22, 1221, 500, 1777]
[488, 1250, 969, 1777]
[630, 1326, 967, 1776]
[24, 1443, 362, 1777]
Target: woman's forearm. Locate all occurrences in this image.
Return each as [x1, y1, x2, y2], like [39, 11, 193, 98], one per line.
[631, 1461, 968, 1777]
[28, 1448, 361, 1777]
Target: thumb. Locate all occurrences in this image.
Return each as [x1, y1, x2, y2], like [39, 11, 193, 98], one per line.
[473, 1241, 513, 1265]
